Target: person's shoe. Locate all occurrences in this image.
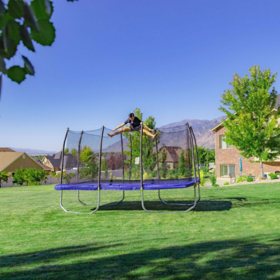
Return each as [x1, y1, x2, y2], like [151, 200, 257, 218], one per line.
[108, 132, 115, 137]
[152, 131, 159, 140]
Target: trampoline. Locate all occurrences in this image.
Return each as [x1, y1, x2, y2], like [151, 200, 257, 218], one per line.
[55, 123, 200, 213]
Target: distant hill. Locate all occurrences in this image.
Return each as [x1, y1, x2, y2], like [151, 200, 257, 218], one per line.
[12, 148, 56, 156]
[7, 118, 222, 154]
[160, 117, 223, 149]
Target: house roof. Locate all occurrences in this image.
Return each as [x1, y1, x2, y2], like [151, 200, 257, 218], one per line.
[44, 152, 78, 170]
[160, 146, 182, 163]
[0, 152, 24, 171]
[45, 155, 61, 169]
[211, 121, 225, 133]
[0, 147, 15, 152]
[0, 152, 46, 172]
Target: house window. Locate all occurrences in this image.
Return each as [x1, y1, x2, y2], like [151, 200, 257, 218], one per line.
[220, 164, 235, 177]
[219, 135, 232, 149]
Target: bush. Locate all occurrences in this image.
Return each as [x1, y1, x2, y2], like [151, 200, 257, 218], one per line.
[236, 176, 247, 183]
[167, 169, 179, 180]
[0, 171, 9, 187]
[143, 172, 152, 180]
[199, 170, 205, 186]
[63, 173, 76, 184]
[224, 182, 230, 186]
[13, 169, 46, 186]
[246, 176, 254, 182]
[269, 173, 278, 180]
[209, 175, 218, 187]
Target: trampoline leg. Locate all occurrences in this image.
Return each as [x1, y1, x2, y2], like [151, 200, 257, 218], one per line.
[158, 189, 194, 206]
[77, 190, 88, 206]
[60, 190, 70, 213]
[141, 185, 199, 213]
[77, 190, 99, 206]
[112, 191, 126, 206]
[59, 190, 82, 214]
[90, 188, 101, 214]
[58, 190, 101, 215]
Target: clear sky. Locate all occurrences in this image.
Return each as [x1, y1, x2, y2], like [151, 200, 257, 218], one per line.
[1, 0, 280, 151]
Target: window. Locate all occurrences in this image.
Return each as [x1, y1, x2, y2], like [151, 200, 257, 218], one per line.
[219, 135, 232, 149]
[220, 164, 235, 177]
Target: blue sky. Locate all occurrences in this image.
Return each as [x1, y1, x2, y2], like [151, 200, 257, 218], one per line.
[1, 0, 280, 151]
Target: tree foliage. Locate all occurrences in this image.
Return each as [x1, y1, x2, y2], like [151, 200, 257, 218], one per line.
[197, 146, 215, 169]
[79, 146, 98, 179]
[0, 0, 76, 95]
[125, 108, 157, 179]
[220, 66, 280, 177]
[13, 168, 46, 185]
[160, 147, 168, 179]
[0, 171, 8, 187]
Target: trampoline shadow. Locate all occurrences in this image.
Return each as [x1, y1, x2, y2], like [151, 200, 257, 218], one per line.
[97, 200, 233, 212]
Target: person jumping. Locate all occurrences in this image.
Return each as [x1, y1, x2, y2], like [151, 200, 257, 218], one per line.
[108, 113, 157, 139]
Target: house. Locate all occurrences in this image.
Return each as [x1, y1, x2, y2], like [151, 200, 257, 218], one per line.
[42, 154, 61, 172]
[0, 152, 46, 173]
[41, 152, 78, 172]
[159, 146, 185, 169]
[0, 147, 15, 152]
[212, 122, 280, 182]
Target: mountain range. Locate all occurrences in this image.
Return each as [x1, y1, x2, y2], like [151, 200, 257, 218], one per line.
[9, 117, 223, 155]
[160, 117, 223, 149]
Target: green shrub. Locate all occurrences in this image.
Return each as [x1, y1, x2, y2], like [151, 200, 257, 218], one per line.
[13, 169, 46, 186]
[269, 173, 278, 180]
[167, 169, 179, 180]
[199, 170, 205, 186]
[0, 171, 9, 188]
[246, 176, 254, 182]
[209, 175, 218, 187]
[236, 176, 247, 183]
[63, 173, 76, 184]
[224, 182, 230, 186]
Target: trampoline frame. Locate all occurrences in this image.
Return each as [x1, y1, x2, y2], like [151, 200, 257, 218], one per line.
[56, 123, 200, 214]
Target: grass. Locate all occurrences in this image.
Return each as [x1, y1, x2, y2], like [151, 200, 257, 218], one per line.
[0, 183, 280, 279]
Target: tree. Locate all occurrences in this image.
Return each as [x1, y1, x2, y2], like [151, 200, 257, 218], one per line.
[0, 0, 77, 95]
[178, 151, 187, 177]
[125, 108, 157, 179]
[197, 146, 215, 170]
[79, 146, 98, 179]
[220, 66, 280, 178]
[0, 171, 8, 187]
[160, 148, 168, 179]
[12, 168, 46, 185]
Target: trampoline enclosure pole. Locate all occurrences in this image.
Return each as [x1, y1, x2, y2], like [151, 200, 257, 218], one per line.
[129, 134, 132, 181]
[121, 133, 125, 182]
[77, 130, 84, 183]
[98, 126, 105, 189]
[155, 136, 161, 180]
[60, 128, 70, 185]
[140, 123, 144, 189]
[191, 126, 201, 200]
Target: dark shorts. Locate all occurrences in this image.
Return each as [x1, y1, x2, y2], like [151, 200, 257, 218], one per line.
[130, 125, 141, 131]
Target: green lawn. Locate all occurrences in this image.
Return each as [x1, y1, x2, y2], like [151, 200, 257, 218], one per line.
[0, 183, 280, 280]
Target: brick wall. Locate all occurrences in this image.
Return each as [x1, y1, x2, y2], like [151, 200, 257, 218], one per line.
[214, 127, 280, 179]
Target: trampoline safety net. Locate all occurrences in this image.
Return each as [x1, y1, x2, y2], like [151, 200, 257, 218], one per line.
[60, 124, 199, 186]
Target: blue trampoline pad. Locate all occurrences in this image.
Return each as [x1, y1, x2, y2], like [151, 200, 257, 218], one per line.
[55, 178, 199, 191]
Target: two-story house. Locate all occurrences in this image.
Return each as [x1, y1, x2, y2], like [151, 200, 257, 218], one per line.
[212, 123, 280, 182]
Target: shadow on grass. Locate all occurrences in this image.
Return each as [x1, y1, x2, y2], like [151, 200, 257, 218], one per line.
[1, 238, 279, 280]
[99, 200, 233, 211]
[0, 243, 122, 268]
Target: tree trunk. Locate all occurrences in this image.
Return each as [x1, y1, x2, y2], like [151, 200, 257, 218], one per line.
[260, 161, 264, 179]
